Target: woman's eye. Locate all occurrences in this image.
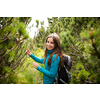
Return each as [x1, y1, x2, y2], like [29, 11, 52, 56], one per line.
[47, 41, 54, 44]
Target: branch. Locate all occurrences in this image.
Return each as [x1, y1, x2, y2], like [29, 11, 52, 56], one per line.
[0, 43, 19, 60]
[1, 17, 13, 29]
[16, 56, 26, 68]
[0, 63, 30, 80]
[0, 37, 8, 44]
[0, 32, 41, 80]
[14, 63, 29, 75]
[65, 38, 82, 56]
[68, 37, 84, 58]
[10, 53, 26, 71]
[0, 31, 10, 40]
[0, 54, 27, 80]
[65, 37, 88, 70]
[66, 52, 81, 57]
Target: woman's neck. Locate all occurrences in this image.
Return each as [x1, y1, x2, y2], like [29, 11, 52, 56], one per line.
[47, 50, 53, 53]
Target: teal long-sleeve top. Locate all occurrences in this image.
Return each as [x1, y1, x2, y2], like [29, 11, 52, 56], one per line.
[29, 50, 60, 84]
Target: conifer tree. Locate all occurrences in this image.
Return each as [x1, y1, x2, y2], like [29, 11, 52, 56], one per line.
[0, 17, 32, 83]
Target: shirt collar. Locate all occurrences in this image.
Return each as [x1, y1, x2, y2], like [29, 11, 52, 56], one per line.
[47, 50, 53, 54]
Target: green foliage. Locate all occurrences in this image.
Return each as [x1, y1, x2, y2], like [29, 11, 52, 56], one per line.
[36, 20, 39, 27]
[77, 70, 90, 83]
[34, 48, 44, 58]
[75, 63, 84, 70]
[0, 17, 32, 83]
[17, 22, 26, 35]
[3, 66, 11, 74]
[80, 30, 90, 39]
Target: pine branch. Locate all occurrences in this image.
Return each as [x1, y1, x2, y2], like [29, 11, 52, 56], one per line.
[66, 52, 81, 57]
[0, 43, 19, 60]
[65, 38, 83, 57]
[0, 37, 8, 44]
[65, 37, 88, 70]
[15, 55, 26, 68]
[0, 32, 41, 81]
[1, 17, 13, 29]
[69, 36, 84, 58]
[0, 31, 10, 40]
[0, 53, 26, 80]
[10, 53, 26, 71]
[9, 32, 40, 70]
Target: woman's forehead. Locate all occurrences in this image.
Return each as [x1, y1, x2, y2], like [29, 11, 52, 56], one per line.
[47, 37, 54, 42]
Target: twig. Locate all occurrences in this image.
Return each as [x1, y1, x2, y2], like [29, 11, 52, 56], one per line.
[16, 56, 26, 68]
[66, 52, 81, 57]
[0, 31, 10, 40]
[14, 63, 29, 75]
[69, 37, 84, 58]
[10, 53, 26, 71]
[0, 37, 8, 44]
[65, 38, 81, 55]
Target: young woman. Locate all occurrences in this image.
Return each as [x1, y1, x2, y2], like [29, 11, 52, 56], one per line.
[26, 33, 64, 84]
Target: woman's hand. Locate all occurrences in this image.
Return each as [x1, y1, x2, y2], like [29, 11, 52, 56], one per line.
[32, 62, 39, 68]
[25, 49, 31, 56]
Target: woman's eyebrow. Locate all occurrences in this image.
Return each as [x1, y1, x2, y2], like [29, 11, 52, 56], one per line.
[51, 42, 54, 43]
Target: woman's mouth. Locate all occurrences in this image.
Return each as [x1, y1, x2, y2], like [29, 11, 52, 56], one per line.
[47, 46, 51, 49]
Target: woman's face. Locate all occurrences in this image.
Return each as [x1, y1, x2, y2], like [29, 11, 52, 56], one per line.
[46, 37, 55, 50]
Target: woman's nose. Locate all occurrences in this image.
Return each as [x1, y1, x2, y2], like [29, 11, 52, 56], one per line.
[47, 42, 50, 45]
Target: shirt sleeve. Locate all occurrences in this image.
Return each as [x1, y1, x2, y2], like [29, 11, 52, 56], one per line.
[36, 54, 60, 78]
[29, 53, 44, 64]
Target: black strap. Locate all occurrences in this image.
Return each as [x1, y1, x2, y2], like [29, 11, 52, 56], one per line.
[64, 56, 68, 66]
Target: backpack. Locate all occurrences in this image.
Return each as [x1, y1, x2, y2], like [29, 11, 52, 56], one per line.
[53, 55, 72, 84]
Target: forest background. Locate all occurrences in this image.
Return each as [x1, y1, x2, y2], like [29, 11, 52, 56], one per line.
[0, 17, 100, 84]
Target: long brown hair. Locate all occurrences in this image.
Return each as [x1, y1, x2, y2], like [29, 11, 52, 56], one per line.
[44, 33, 64, 68]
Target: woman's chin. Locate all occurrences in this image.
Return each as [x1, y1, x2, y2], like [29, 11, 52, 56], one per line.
[47, 48, 52, 50]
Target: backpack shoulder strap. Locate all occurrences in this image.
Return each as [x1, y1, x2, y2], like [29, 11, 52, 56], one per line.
[64, 55, 72, 71]
[67, 56, 72, 67]
[64, 55, 68, 66]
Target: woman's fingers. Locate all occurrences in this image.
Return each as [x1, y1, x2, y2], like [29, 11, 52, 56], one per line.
[32, 62, 39, 68]
[25, 49, 31, 55]
[26, 49, 30, 54]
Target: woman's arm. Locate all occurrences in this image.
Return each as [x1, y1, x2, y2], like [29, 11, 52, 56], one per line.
[30, 54, 44, 64]
[36, 54, 60, 78]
